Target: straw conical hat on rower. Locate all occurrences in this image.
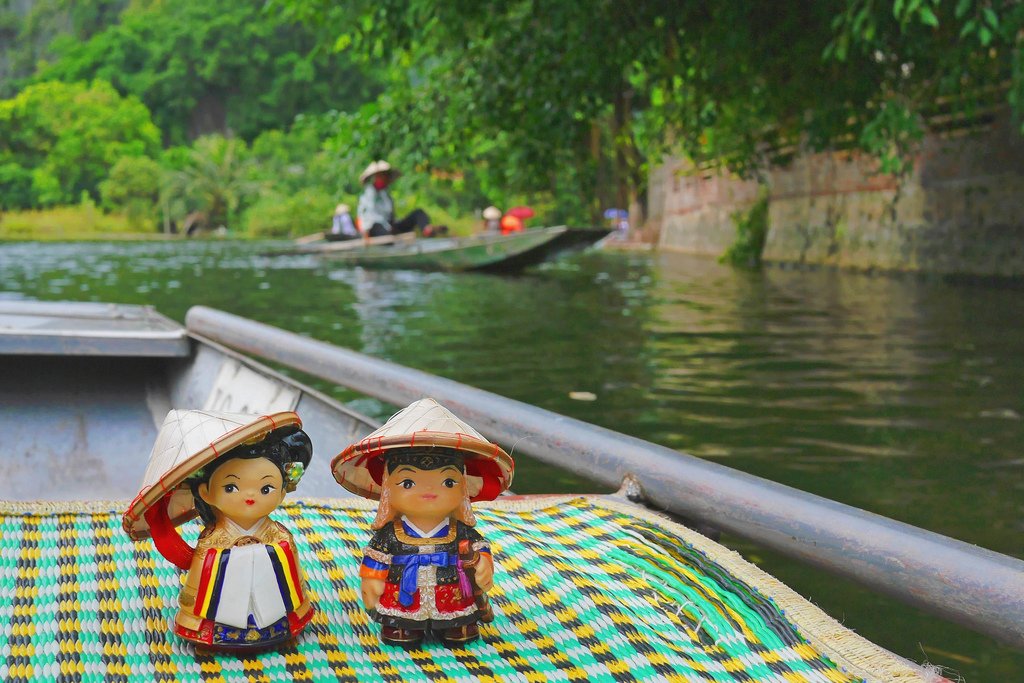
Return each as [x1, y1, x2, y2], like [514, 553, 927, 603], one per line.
[122, 409, 311, 540]
[332, 398, 514, 502]
[359, 159, 400, 185]
[482, 206, 501, 220]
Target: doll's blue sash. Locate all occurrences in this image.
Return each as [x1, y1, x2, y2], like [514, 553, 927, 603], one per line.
[391, 552, 457, 607]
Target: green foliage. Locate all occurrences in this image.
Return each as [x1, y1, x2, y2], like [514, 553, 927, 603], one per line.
[38, 0, 382, 144]
[5, 0, 1022, 240]
[721, 189, 770, 268]
[271, 0, 655, 224]
[273, 0, 1024, 216]
[98, 156, 162, 228]
[166, 136, 261, 230]
[0, 162, 34, 210]
[829, 0, 1024, 141]
[243, 189, 335, 238]
[0, 79, 160, 208]
[249, 114, 355, 198]
[0, 0, 127, 97]
[858, 100, 925, 176]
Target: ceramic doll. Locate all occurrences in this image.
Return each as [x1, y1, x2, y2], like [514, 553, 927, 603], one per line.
[123, 410, 316, 652]
[332, 398, 514, 647]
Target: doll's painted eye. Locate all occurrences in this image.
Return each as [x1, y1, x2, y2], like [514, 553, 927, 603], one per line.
[443, 478, 457, 488]
[399, 479, 415, 489]
[260, 484, 276, 495]
[223, 483, 238, 493]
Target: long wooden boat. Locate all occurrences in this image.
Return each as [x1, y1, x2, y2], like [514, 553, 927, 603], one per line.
[0, 300, 994, 681]
[277, 225, 612, 272]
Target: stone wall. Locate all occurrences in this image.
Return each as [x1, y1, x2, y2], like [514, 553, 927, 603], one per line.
[647, 112, 1024, 276]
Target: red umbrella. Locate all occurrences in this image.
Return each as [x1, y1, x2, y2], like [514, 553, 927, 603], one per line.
[506, 206, 535, 219]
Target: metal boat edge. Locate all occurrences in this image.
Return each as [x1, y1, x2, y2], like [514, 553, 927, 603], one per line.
[186, 304, 1024, 649]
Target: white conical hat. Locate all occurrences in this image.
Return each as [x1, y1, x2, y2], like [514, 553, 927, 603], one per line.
[122, 409, 302, 540]
[482, 206, 501, 220]
[331, 398, 514, 501]
[359, 159, 400, 184]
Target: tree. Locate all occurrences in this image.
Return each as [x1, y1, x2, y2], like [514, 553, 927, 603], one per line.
[166, 135, 261, 229]
[828, 0, 1024, 172]
[275, 0, 1024, 225]
[0, 79, 160, 207]
[38, 0, 383, 144]
[99, 155, 162, 228]
[0, 0, 127, 98]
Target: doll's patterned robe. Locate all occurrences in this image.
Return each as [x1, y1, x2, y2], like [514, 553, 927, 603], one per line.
[361, 516, 489, 630]
[175, 517, 314, 648]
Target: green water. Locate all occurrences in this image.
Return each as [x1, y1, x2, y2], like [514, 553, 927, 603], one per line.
[1, 239, 1021, 680]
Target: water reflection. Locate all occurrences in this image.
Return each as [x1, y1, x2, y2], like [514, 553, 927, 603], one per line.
[1, 239, 1022, 680]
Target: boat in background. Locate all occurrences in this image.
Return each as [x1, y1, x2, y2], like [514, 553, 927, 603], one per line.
[275, 225, 613, 272]
[0, 301, 979, 681]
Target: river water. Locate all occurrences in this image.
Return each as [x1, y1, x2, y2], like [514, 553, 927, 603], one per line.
[1, 239, 1020, 680]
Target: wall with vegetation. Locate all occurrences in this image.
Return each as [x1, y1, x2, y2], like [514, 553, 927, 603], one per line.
[649, 112, 1024, 277]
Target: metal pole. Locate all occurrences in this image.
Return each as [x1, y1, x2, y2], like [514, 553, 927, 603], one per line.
[186, 305, 1024, 648]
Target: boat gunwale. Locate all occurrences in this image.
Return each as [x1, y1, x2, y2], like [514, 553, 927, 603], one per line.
[185, 304, 1024, 651]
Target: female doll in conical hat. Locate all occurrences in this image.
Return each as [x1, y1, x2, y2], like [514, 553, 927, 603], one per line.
[123, 410, 316, 652]
[332, 398, 514, 648]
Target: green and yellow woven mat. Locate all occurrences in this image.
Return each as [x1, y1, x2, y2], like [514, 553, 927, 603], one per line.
[0, 496, 933, 682]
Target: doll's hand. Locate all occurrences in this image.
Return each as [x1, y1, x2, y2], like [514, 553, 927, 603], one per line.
[475, 554, 494, 592]
[361, 578, 386, 610]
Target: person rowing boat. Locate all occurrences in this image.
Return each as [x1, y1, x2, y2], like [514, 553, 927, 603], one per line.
[357, 160, 430, 239]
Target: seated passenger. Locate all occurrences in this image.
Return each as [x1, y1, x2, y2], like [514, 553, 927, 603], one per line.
[482, 206, 502, 234]
[357, 160, 430, 238]
[499, 213, 524, 234]
[325, 203, 359, 242]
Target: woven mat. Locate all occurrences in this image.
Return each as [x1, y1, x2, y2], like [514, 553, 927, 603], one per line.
[0, 496, 934, 682]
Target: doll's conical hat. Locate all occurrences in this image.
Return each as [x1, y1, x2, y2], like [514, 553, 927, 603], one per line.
[122, 409, 304, 540]
[332, 398, 514, 502]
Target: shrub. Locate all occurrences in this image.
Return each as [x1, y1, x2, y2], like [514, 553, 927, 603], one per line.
[0, 162, 34, 210]
[0, 80, 161, 207]
[99, 156, 162, 228]
[721, 187, 770, 268]
[243, 190, 335, 238]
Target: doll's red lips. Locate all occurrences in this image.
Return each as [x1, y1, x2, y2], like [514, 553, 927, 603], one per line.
[421, 494, 438, 500]
[245, 499, 255, 505]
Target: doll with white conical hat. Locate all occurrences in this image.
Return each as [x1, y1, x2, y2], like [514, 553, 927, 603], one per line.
[123, 409, 316, 652]
[332, 398, 514, 648]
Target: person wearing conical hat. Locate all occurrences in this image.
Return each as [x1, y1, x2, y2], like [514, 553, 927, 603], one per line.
[356, 159, 431, 238]
[123, 410, 316, 652]
[482, 205, 501, 234]
[325, 202, 359, 242]
[332, 398, 514, 648]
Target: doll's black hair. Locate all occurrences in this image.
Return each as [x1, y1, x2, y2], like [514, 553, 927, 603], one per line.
[190, 426, 312, 526]
[385, 447, 466, 474]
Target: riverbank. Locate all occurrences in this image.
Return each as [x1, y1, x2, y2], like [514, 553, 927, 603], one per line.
[0, 204, 486, 242]
[0, 206, 162, 241]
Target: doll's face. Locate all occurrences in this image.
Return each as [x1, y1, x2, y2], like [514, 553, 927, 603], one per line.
[386, 465, 465, 523]
[198, 456, 285, 528]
